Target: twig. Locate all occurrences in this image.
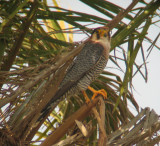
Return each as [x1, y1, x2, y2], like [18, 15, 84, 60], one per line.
[92, 97, 107, 146]
[92, 107, 107, 137]
[106, 0, 139, 29]
[98, 97, 107, 145]
[107, 107, 150, 144]
[107, 107, 160, 145]
[52, 133, 82, 146]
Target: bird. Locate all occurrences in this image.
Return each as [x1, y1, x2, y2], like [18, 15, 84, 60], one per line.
[37, 27, 111, 122]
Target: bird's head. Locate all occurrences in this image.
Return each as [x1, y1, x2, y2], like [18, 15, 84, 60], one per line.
[91, 27, 111, 42]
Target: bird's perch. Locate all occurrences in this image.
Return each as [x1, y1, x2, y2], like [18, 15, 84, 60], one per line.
[106, 0, 139, 29]
[40, 96, 102, 146]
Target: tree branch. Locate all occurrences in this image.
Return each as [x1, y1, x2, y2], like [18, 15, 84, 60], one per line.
[106, 0, 139, 29]
[40, 96, 101, 146]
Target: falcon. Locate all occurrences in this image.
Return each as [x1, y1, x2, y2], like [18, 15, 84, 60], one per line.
[38, 27, 111, 122]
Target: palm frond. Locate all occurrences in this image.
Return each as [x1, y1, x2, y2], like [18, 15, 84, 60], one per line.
[0, 0, 160, 145]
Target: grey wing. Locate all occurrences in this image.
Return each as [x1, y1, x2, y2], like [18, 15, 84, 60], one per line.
[60, 41, 104, 87]
[37, 42, 104, 122]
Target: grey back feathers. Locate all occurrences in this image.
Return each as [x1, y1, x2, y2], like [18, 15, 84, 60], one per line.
[60, 41, 104, 88]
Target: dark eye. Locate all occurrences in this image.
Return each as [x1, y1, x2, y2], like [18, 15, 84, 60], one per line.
[96, 31, 100, 39]
[108, 32, 111, 37]
[104, 33, 107, 37]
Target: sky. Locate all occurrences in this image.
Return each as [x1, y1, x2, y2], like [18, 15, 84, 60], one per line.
[54, 0, 160, 115]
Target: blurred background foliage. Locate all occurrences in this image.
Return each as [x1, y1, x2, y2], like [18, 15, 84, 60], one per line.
[0, 0, 160, 145]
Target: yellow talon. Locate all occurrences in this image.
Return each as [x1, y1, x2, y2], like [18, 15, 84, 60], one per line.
[88, 86, 107, 100]
[82, 86, 107, 104]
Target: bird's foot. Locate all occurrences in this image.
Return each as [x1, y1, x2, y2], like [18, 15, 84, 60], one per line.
[88, 86, 107, 100]
[82, 87, 107, 104]
[91, 89, 107, 100]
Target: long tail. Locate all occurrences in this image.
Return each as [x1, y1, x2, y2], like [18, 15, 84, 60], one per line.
[36, 88, 66, 123]
[36, 82, 78, 123]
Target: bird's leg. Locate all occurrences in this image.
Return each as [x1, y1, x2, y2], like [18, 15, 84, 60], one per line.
[82, 90, 90, 104]
[88, 86, 107, 100]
